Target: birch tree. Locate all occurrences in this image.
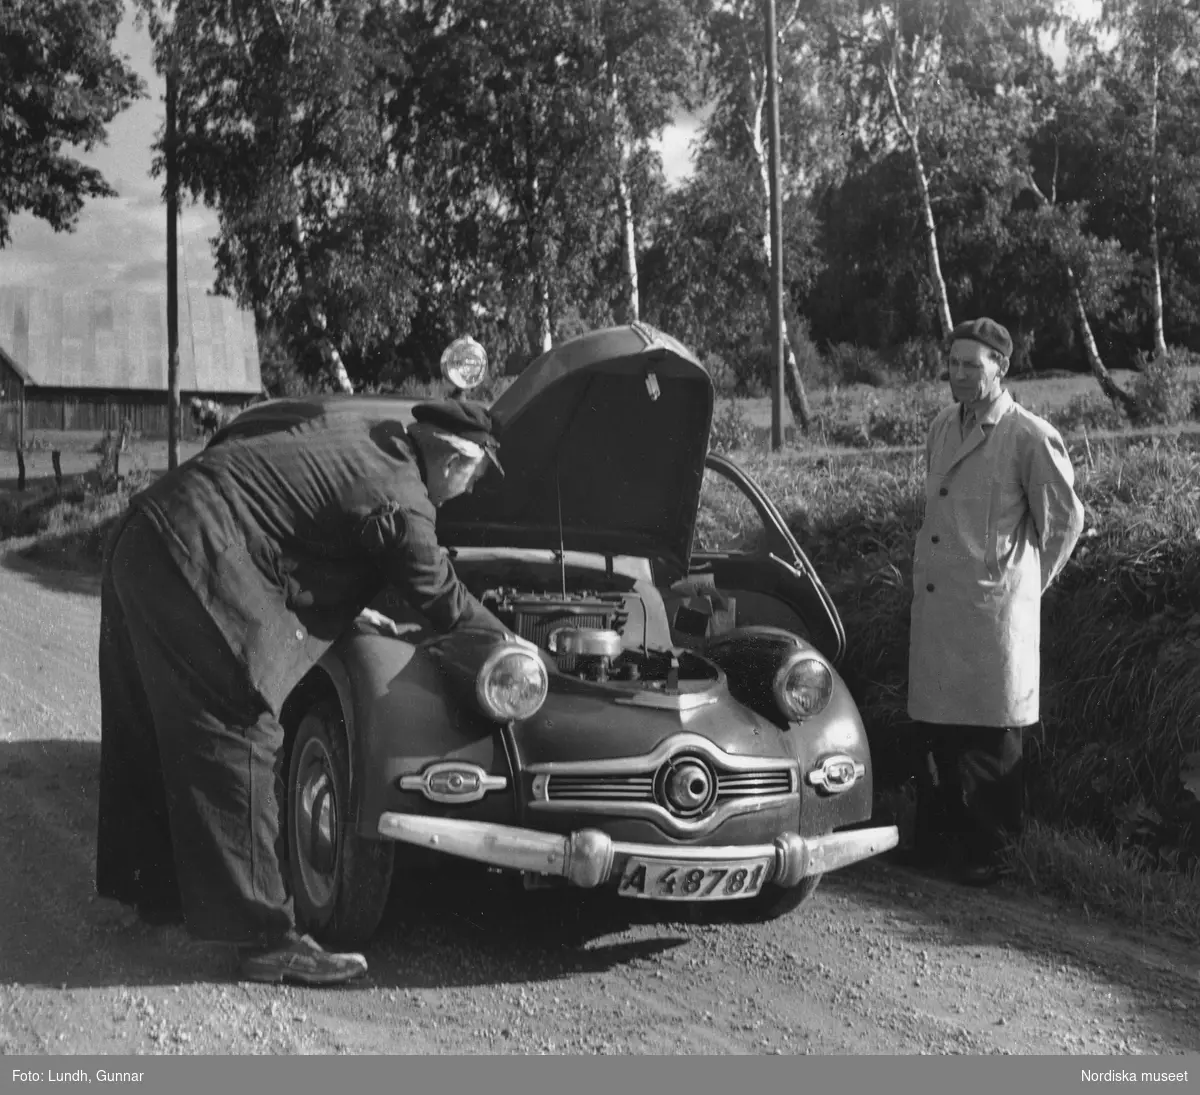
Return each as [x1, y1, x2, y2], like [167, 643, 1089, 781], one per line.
[1098, 0, 1200, 359]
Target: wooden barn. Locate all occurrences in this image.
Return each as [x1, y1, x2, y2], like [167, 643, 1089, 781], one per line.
[0, 285, 262, 446]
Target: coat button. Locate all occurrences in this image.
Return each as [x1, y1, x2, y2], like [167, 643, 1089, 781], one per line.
[938, 487, 948, 496]
[926, 583, 935, 592]
[931, 535, 940, 544]
[295, 629, 305, 640]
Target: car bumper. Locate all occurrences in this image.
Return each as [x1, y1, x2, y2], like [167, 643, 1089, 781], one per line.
[376, 814, 899, 891]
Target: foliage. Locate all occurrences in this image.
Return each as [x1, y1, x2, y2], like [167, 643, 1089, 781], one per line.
[1132, 348, 1200, 425]
[888, 337, 947, 384]
[0, 0, 143, 246]
[824, 343, 892, 387]
[708, 400, 757, 453]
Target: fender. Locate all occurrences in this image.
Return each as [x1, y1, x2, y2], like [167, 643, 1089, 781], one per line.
[315, 624, 517, 839]
[704, 626, 873, 835]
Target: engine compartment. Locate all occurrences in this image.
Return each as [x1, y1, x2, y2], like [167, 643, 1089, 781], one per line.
[477, 585, 718, 688]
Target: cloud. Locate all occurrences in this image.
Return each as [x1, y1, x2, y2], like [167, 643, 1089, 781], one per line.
[0, 11, 220, 294]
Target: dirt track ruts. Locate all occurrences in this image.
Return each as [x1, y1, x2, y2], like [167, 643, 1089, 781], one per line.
[0, 552, 1198, 1056]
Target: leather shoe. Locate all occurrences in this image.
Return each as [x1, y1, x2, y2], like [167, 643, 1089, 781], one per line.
[240, 931, 368, 986]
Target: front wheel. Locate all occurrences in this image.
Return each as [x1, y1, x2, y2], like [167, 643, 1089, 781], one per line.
[285, 698, 394, 949]
[700, 872, 822, 925]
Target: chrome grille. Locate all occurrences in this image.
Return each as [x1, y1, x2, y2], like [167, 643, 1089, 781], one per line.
[716, 771, 794, 798]
[545, 768, 793, 804]
[545, 774, 655, 801]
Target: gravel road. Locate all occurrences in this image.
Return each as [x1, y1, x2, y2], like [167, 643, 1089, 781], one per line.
[1, 553, 1198, 1056]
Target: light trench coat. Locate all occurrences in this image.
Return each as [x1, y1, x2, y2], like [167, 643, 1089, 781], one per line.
[908, 389, 1085, 728]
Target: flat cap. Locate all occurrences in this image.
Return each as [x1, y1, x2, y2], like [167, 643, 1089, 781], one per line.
[411, 398, 503, 474]
[950, 317, 1012, 359]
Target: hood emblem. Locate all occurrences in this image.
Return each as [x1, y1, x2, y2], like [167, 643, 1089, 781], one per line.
[806, 755, 865, 794]
[399, 762, 508, 805]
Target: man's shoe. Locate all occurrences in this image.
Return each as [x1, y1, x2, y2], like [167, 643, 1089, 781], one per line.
[239, 932, 368, 986]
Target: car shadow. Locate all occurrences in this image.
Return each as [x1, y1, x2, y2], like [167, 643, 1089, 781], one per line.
[1, 546, 103, 597]
[0, 737, 692, 993]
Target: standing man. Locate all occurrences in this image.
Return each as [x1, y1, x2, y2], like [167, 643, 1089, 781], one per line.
[96, 397, 508, 984]
[908, 318, 1084, 886]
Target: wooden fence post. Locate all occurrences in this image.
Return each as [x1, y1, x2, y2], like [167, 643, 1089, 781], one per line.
[16, 447, 25, 492]
[52, 450, 62, 489]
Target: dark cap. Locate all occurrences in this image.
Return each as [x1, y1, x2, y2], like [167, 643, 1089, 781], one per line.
[411, 398, 503, 475]
[950, 317, 1012, 359]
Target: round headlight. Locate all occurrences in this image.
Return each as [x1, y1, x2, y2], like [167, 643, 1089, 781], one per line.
[773, 654, 833, 721]
[476, 645, 548, 722]
[440, 335, 489, 390]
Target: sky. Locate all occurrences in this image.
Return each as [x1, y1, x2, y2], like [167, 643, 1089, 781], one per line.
[0, 0, 1095, 297]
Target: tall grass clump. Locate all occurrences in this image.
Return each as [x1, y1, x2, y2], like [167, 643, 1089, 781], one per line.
[1037, 436, 1200, 868]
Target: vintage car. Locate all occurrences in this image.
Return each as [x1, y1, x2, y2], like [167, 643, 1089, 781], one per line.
[274, 324, 898, 947]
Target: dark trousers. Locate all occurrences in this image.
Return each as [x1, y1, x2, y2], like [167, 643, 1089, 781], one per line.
[911, 722, 1026, 866]
[96, 510, 294, 945]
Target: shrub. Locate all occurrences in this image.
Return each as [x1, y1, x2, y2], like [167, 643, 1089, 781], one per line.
[703, 354, 740, 397]
[1045, 393, 1128, 434]
[1132, 348, 1199, 426]
[824, 342, 893, 387]
[889, 337, 945, 384]
[709, 400, 757, 453]
[864, 386, 942, 447]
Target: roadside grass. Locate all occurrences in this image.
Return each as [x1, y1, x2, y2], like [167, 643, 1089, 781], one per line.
[711, 432, 1200, 942]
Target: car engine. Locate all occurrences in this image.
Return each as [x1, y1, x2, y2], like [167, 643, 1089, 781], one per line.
[479, 586, 717, 687]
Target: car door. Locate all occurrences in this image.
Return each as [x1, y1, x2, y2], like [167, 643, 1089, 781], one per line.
[685, 452, 846, 664]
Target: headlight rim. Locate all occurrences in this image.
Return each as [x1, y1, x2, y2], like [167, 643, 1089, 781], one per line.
[475, 642, 549, 722]
[772, 650, 834, 722]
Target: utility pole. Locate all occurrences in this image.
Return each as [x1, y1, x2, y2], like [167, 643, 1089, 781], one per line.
[166, 64, 181, 470]
[764, 0, 785, 452]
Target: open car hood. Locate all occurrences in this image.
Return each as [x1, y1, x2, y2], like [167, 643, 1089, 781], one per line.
[437, 324, 714, 575]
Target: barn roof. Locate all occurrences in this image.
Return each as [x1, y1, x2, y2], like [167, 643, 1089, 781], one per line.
[0, 286, 262, 394]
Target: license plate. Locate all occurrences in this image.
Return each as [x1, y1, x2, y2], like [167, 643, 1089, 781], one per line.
[617, 856, 773, 901]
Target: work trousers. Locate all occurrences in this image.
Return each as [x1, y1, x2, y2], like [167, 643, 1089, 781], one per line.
[911, 722, 1027, 866]
[96, 510, 295, 945]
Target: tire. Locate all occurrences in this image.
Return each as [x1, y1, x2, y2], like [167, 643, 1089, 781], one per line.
[285, 697, 394, 949]
[705, 872, 822, 925]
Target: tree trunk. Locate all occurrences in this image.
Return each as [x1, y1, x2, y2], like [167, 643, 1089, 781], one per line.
[1149, 58, 1168, 359]
[615, 139, 640, 324]
[751, 90, 812, 431]
[288, 215, 353, 393]
[530, 276, 552, 357]
[1068, 266, 1143, 420]
[879, 53, 954, 340]
[908, 135, 954, 339]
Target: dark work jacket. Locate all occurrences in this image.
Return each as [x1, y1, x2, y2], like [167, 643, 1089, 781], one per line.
[131, 398, 504, 713]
